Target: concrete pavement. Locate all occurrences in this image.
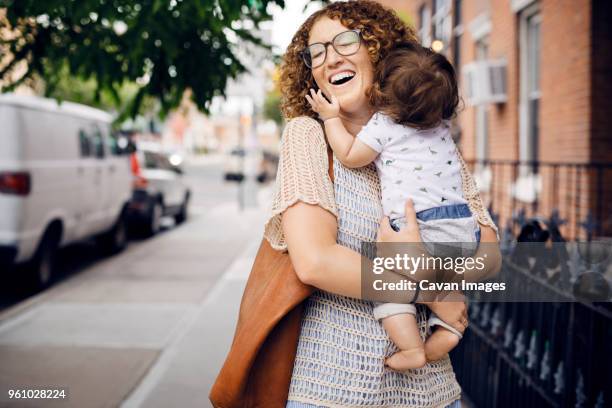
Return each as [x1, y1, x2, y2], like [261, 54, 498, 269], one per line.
[0, 191, 269, 407]
[122, 241, 259, 408]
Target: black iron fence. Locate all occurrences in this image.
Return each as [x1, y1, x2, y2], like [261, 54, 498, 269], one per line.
[463, 159, 612, 240]
[452, 279, 611, 407]
[451, 159, 612, 408]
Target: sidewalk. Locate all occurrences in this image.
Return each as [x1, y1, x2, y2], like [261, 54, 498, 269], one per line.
[122, 239, 260, 408]
[0, 194, 269, 408]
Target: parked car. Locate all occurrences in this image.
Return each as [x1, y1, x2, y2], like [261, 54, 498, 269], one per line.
[0, 94, 133, 289]
[223, 146, 273, 183]
[127, 143, 191, 236]
[223, 147, 246, 182]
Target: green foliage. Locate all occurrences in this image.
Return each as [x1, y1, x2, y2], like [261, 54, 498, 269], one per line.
[263, 88, 282, 126]
[395, 10, 414, 28]
[43, 63, 156, 116]
[0, 0, 285, 118]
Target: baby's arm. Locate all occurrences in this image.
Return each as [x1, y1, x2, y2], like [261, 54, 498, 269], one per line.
[306, 89, 378, 168]
[325, 118, 378, 168]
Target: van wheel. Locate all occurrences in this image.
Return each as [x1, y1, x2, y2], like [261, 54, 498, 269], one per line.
[143, 201, 163, 237]
[98, 214, 128, 255]
[174, 197, 189, 225]
[25, 233, 58, 291]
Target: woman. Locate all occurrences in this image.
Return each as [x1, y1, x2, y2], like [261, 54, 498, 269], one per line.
[264, 1, 500, 407]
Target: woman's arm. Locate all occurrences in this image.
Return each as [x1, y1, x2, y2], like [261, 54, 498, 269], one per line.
[283, 199, 469, 332]
[284, 196, 500, 298]
[282, 201, 418, 303]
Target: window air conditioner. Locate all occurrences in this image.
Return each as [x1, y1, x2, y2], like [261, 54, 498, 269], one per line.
[462, 59, 507, 106]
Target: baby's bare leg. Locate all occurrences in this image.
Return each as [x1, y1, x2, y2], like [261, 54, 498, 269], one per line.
[424, 296, 465, 361]
[383, 313, 427, 370]
[424, 326, 461, 361]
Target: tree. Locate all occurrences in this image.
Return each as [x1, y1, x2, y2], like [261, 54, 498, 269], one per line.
[263, 88, 282, 126]
[42, 63, 158, 116]
[263, 65, 282, 126]
[0, 0, 285, 118]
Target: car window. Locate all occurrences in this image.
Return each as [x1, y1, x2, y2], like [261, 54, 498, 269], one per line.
[142, 151, 174, 170]
[143, 151, 160, 169]
[157, 154, 173, 171]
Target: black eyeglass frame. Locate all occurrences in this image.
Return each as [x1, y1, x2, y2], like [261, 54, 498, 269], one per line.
[300, 29, 362, 69]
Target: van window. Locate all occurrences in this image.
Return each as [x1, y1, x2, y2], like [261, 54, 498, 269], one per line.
[105, 127, 123, 156]
[79, 130, 92, 157]
[108, 135, 121, 156]
[91, 128, 105, 159]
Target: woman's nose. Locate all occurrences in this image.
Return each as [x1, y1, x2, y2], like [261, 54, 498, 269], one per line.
[325, 44, 343, 66]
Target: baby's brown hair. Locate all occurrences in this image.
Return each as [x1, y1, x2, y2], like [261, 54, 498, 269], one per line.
[369, 44, 459, 129]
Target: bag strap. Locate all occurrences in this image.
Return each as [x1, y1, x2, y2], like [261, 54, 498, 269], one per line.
[327, 147, 334, 183]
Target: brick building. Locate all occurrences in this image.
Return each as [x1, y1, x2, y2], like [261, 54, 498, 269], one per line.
[400, 0, 612, 239]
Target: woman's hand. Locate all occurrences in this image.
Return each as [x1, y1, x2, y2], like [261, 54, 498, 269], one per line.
[421, 296, 469, 335]
[376, 199, 421, 243]
[305, 88, 339, 121]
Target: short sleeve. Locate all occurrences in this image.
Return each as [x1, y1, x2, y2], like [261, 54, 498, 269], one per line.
[263, 117, 338, 251]
[457, 151, 500, 240]
[356, 113, 385, 153]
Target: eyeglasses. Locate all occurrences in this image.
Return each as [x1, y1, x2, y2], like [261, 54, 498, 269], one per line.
[301, 29, 361, 69]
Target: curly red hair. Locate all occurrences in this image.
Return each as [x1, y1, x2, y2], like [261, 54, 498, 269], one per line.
[279, 0, 419, 120]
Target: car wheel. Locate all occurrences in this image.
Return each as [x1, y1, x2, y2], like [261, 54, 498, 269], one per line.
[174, 197, 189, 225]
[144, 200, 163, 237]
[98, 214, 128, 255]
[25, 232, 59, 291]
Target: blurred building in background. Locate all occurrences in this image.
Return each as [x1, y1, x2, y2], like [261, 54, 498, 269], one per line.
[397, 3, 612, 408]
[404, 0, 612, 240]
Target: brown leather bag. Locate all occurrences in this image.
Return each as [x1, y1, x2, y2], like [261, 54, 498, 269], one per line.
[209, 148, 333, 408]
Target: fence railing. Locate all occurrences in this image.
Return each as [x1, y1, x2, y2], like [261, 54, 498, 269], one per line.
[451, 160, 612, 408]
[452, 270, 611, 407]
[463, 159, 612, 240]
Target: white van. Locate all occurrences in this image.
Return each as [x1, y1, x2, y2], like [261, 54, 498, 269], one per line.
[0, 94, 132, 288]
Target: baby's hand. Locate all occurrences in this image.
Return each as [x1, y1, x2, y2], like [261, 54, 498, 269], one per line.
[305, 88, 339, 121]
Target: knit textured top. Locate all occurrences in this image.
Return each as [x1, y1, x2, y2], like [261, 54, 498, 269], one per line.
[263, 116, 498, 407]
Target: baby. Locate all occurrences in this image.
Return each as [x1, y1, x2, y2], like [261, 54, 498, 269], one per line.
[307, 44, 479, 371]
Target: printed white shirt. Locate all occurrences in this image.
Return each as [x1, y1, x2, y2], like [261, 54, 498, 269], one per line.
[357, 112, 467, 220]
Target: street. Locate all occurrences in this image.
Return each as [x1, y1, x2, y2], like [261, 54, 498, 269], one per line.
[0, 156, 268, 407]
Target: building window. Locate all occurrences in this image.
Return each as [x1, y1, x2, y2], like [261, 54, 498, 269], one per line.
[452, 0, 463, 75]
[519, 3, 541, 172]
[432, 0, 452, 52]
[418, 5, 431, 47]
[475, 38, 490, 163]
[453, 0, 462, 27]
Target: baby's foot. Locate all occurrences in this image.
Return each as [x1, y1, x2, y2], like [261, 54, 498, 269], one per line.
[424, 327, 460, 362]
[385, 347, 427, 371]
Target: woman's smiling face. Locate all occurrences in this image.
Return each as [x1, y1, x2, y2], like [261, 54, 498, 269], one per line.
[308, 17, 374, 116]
